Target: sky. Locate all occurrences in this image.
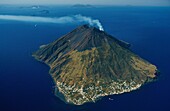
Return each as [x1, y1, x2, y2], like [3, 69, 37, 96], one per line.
[0, 0, 170, 6]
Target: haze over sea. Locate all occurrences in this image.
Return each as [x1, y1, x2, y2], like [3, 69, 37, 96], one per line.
[0, 5, 170, 111]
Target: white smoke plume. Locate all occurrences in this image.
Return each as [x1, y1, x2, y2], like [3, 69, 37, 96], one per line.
[0, 14, 104, 31]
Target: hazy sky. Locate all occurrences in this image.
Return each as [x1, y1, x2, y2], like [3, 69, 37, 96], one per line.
[0, 0, 170, 6]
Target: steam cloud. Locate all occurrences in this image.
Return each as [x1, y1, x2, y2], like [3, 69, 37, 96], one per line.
[0, 14, 104, 31]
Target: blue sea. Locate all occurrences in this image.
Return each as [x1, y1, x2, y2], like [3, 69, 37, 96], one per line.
[0, 5, 170, 111]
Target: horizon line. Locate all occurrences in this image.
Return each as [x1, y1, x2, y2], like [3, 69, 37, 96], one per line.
[0, 3, 170, 7]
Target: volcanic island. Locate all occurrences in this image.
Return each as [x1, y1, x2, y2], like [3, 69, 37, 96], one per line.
[33, 25, 158, 105]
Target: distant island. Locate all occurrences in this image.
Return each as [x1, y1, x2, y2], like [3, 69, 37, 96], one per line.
[31, 5, 40, 9]
[72, 4, 95, 8]
[33, 25, 158, 105]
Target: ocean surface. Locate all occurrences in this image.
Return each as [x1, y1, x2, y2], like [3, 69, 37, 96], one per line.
[0, 5, 170, 111]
